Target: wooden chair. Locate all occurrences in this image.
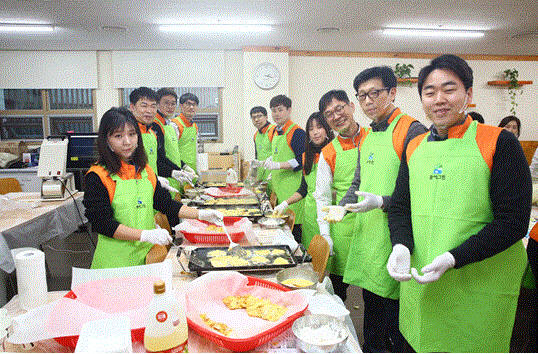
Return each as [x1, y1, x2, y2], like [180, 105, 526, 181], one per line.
[284, 208, 296, 232]
[0, 178, 22, 194]
[145, 212, 172, 264]
[307, 234, 331, 282]
[269, 191, 277, 209]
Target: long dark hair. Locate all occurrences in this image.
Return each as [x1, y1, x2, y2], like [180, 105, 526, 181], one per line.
[498, 115, 521, 137]
[96, 107, 147, 174]
[304, 112, 334, 175]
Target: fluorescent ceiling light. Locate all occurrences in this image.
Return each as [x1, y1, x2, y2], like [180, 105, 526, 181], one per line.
[159, 24, 272, 33]
[0, 24, 54, 32]
[383, 28, 484, 38]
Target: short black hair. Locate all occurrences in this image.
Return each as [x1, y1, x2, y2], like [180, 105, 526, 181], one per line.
[250, 106, 267, 117]
[418, 54, 473, 96]
[269, 94, 292, 109]
[498, 115, 521, 137]
[353, 66, 397, 92]
[179, 92, 199, 105]
[156, 88, 177, 102]
[468, 111, 484, 124]
[129, 87, 158, 105]
[318, 90, 350, 113]
[96, 107, 147, 174]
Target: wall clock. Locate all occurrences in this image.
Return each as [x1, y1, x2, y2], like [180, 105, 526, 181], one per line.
[253, 62, 280, 90]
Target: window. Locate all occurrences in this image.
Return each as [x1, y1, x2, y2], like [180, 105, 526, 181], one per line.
[0, 89, 95, 140]
[121, 87, 222, 141]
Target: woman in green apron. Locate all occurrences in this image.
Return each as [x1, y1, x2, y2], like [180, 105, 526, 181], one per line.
[272, 112, 334, 249]
[83, 107, 223, 269]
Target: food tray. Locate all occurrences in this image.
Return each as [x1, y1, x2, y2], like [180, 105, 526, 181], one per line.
[198, 197, 259, 206]
[181, 216, 245, 244]
[54, 291, 144, 349]
[182, 245, 300, 276]
[187, 276, 307, 352]
[195, 205, 264, 220]
[203, 181, 244, 188]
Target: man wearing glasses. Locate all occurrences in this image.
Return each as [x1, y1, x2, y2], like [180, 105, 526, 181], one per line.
[314, 89, 365, 302]
[173, 93, 200, 175]
[325, 67, 426, 352]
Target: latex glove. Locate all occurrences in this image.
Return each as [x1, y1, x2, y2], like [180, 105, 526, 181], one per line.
[321, 234, 334, 255]
[387, 244, 412, 281]
[411, 252, 455, 284]
[250, 159, 260, 169]
[198, 209, 224, 225]
[183, 165, 198, 180]
[171, 170, 190, 184]
[157, 176, 179, 193]
[273, 201, 289, 216]
[140, 229, 172, 245]
[321, 205, 346, 223]
[345, 191, 383, 213]
[263, 156, 281, 170]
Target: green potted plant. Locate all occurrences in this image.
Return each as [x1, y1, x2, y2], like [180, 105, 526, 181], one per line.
[503, 68, 522, 115]
[394, 63, 415, 86]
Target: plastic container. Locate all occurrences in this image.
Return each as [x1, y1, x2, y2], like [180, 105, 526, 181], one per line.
[182, 217, 245, 244]
[144, 280, 188, 353]
[74, 316, 132, 353]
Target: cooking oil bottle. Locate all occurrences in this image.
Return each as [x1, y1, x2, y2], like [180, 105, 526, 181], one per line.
[144, 280, 188, 353]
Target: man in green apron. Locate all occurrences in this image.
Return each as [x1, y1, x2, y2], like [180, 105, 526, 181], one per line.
[129, 87, 193, 190]
[250, 106, 275, 195]
[387, 54, 532, 352]
[326, 67, 427, 352]
[173, 93, 200, 175]
[264, 95, 306, 243]
[315, 90, 365, 302]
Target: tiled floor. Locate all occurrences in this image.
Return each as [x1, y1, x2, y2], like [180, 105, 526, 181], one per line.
[342, 285, 537, 353]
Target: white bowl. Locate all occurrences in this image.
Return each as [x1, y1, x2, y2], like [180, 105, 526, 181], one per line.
[292, 314, 348, 353]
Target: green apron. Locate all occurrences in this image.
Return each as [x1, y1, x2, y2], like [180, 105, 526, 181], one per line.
[402, 120, 527, 352]
[141, 131, 158, 176]
[328, 137, 358, 276]
[255, 125, 275, 195]
[160, 121, 182, 192]
[343, 114, 404, 299]
[301, 155, 319, 249]
[176, 117, 198, 173]
[271, 123, 304, 225]
[91, 168, 155, 269]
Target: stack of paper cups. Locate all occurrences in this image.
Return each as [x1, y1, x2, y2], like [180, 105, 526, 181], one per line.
[12, 248, 47, 310]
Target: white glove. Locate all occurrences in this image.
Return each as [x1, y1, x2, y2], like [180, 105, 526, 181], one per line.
[387, 244, 412, 281]
[183, 165, 198, 180]
[345, 191, 383, 213]
[250, 159, 260, 169]
[263, 156, 281, 170]
[411, 252, 455, 284]
[198, 209, 224, 225]
[157, 176, 179, 193]
[140, 229, 173, 245]
[273, 201, 289, 216]
[171, 170, 190, 184]
[321, 205, 346, 223]
[321, 234, 334, 255]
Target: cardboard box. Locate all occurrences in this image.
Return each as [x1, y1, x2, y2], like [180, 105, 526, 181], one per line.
[200, 152, 242, 183]
[0, 140, 28, 158]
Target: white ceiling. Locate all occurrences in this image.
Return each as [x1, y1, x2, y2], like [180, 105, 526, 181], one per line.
[1, 0, 537, 55]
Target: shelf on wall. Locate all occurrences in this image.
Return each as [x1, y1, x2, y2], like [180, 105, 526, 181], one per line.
[487, 80, 533, 86]
[468, 103, 476, 108]
[397, 77, 418, 83]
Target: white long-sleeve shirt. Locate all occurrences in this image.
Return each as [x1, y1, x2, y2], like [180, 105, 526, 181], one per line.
[530, 147, 538, 180]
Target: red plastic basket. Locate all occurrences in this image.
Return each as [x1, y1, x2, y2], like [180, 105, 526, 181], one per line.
[182, 216, 245, 244]
[186, 276, 308, 352]
[53, 291, 145, 349]
[206, 187, 244, 197]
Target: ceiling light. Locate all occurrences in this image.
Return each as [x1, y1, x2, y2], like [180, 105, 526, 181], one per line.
[382, 28, 484, 38]
[0, 24, 54, 32]
[159, 24, 272, 33]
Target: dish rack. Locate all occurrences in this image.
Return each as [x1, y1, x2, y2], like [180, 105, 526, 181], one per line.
[186, 276, 307, 352]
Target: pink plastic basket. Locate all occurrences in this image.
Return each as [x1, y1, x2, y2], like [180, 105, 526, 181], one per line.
[186, 276, 307, 352]
[182, 216, 245, 244]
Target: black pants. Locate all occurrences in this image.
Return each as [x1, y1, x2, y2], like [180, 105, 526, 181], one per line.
[526, 238, 538, 352]
[291, 224, 302, 244]
[362, 288, 413, 353]
[329, 273, 349, 302]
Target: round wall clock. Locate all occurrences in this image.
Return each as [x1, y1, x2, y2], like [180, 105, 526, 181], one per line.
[253, 62, 280, 90]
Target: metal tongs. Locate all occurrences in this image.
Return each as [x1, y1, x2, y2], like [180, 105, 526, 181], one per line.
[216, 220, 248, 258]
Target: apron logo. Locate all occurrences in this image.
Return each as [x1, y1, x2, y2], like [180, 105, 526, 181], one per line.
[430, 165, 445, 180]
[274, 148, 278, 155]
[135, 197, 147, 209]
[366, 152, 374, 164]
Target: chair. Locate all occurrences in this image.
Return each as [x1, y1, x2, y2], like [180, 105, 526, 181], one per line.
[307, 234, 331, 282]
[145, 212, 172, 264]
[269, 191, 277, 208]
[284, 208, 296, 232]
[0, 177, 22, 194]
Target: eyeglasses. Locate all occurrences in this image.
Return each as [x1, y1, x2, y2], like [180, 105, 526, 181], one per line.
[355, 88, 391, 102]
[323, 104, 347, 120]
